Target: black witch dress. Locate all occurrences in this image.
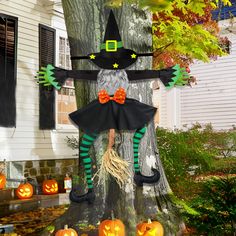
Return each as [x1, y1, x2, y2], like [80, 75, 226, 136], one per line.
[69, 69, 156, 134]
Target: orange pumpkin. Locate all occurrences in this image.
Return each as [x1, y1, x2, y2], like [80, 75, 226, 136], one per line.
[99, 218, 125, 236]
[55, 225, 78, 236]
[0, 173, 6, 190]
[136, 219, 164, 236]
[42, 179, 58, 195]
[16, 182, 33, 199]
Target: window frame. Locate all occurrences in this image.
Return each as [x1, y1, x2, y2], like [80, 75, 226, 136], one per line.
[55, 34, 77, 132]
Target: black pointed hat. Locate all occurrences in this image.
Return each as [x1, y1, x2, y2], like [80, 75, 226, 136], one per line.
[71, 10, 153, 70]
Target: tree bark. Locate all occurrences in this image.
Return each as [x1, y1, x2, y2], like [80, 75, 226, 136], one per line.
[40, 1, 184, 235]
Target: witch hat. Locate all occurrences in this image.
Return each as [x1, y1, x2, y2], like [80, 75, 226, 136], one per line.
[71, 10, 153, 70]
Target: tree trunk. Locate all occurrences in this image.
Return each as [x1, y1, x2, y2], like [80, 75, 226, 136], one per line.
[40, 1, 184, 235]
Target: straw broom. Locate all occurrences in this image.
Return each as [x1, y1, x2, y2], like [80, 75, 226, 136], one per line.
[96, 129, 131, 188]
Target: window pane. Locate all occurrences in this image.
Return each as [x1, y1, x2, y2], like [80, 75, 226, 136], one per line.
[57, 88, 76, 125]
[59, 37, 65, 53]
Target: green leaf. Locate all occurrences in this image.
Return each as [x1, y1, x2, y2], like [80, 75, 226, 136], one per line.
[186, 0, 206, 16]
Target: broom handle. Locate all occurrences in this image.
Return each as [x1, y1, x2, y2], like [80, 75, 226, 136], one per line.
[108, 129, 115, 149]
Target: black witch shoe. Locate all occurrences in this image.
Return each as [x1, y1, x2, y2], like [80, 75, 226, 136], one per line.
[134, 168, 161, 186]
[69, 188, 95, 204]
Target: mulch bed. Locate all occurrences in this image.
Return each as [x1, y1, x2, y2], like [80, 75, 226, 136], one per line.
[0, 206, 67, 236]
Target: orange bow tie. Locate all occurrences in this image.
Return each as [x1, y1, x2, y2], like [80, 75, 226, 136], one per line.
[98, 88, 126, 104]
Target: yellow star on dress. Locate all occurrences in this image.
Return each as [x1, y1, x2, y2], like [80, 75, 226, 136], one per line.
[113, 63, 119, 68]
[90, 54, 96, 59]
[131, 53, 137, 59]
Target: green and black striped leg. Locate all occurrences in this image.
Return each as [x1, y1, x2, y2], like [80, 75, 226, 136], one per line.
[133, 126, 161, 186]
[133, 126, 147, 173]
[69, 133, 98, 204]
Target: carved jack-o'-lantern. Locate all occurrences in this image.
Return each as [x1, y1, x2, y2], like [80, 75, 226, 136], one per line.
[99, 217, 125, 236]
[0, 173, 6, 190]
[42, 179, 58, 195]
[136, 219, 164, 236]
[16, 182, 33, 199]
[55, 225, 78, 236]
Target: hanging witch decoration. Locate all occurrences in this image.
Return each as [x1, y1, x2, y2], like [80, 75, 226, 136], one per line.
[36, 10, 189, 204]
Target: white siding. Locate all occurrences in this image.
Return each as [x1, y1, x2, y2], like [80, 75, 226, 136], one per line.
[156, 20, 236, 131]
[0, 0, 78, 161]
[155, 84, 181, 130]
[180, 33, 236, 130]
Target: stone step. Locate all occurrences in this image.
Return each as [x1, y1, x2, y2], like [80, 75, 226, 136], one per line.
[0, 189, 15, 202]
[0, 193, 70, 217]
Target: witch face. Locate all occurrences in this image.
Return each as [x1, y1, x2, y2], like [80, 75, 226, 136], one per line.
[97, 69, 129, 95]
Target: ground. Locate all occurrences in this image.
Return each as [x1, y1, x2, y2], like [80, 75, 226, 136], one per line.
[0, 206, 67, 236]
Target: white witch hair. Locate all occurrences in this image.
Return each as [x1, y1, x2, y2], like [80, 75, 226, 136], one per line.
[97, 69, 129, 95]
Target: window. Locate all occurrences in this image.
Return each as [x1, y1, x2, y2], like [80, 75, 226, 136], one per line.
[59, 37, 71, 70]
[0, 14, 17, 127]
[57, 37, 76, 125]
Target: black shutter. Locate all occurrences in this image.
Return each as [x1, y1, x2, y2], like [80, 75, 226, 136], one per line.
[0, 14, 17, 127]
[39, 24, 56, 129]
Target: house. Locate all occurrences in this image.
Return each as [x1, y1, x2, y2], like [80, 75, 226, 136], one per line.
[0, 0, 78, 185]
[155, 2, 236, 130]
[2, 0, 235, 186]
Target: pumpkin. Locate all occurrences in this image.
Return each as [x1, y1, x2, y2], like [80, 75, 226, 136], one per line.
[136, 219, 164, 236]
[55, 225, 78, 236]
[42, 179, 58, 195]
[16, 182, 33, 199]
[0, 173, 6, 190]
[99, 213, 125, 236]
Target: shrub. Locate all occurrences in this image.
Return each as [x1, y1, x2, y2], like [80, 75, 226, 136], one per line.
[156, 125, 215, 199]
[156, 124, 236, 200]
[186, 176, 236, 235]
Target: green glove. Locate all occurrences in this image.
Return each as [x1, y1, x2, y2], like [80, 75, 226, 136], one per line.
[35, 64, 61, 90]
[166, 64, 189, 89]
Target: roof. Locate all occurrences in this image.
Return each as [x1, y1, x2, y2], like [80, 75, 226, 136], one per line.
[212, 0, 236, 20]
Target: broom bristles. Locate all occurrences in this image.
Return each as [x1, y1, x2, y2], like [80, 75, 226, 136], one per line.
[95, 148, 131, 188]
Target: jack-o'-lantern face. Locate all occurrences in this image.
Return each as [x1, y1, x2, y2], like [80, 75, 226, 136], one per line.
[55, 225, 78, 236]
[42, 179, 58, 195]
[0, 174, 6, 190]
[136, 220, 164, 236]
[99, 219, 125, 236]
[16, 182, 33, 199]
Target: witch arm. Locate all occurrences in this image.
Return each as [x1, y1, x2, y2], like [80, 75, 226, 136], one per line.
[126, 65, 189, 89]
[36, 64, 99, 90]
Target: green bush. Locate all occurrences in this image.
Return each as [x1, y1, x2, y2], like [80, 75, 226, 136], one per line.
[156, 124, 215, 199]
[186, 177, 236, 236]
[156, 124, 236, 200]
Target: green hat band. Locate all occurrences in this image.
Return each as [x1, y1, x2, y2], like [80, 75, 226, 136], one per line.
[100, 40, 123, 52]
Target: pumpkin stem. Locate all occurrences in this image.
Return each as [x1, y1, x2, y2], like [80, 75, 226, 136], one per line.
[64, 225, 68, 229]
[111, 210, 115, 220]
[147, 219, 152, 224]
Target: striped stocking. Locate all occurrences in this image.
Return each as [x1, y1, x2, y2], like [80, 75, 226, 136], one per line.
[133, 126, 147, 173]
[79, 133, 97, 189]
